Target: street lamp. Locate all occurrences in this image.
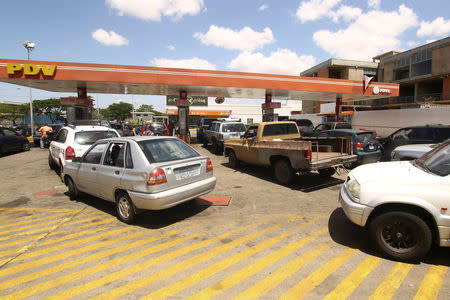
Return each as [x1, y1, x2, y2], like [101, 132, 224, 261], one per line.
[24, 41, 35, 137]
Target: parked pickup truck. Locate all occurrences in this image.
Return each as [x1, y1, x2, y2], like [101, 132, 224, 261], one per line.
[224, 121, 357, 185]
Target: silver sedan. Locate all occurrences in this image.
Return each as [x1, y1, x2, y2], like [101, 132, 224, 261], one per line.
[62, 136, 216, 223]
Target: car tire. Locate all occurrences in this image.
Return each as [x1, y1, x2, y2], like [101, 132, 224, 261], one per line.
[369, 211, 432, 261]
[116, 192, 136, 224]
[274, 159, 294, 185]
[66, 177, 78, 200]
[318, 168, 336, 177]
[228, 150, 240, 168]
[23, 142, 30, 152]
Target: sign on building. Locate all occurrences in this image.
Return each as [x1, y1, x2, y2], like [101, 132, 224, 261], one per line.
[166, 95, 208, 106]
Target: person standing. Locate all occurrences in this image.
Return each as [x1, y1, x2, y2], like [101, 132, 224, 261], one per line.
[168, 121, 175, 136]
[38, 124, 53, 149]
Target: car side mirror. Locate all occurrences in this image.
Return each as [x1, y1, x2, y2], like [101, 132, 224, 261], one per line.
[72, 157, 82, 163]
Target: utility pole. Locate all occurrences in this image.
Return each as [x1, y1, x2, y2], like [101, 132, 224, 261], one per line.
[24, 41, 35, 137]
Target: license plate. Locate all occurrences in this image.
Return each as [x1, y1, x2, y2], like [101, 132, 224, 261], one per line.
[175, 167, 200, 180]
[369, 145, 375, 150]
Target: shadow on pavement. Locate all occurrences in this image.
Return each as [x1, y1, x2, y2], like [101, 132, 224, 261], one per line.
[328, 208, 450, 266]
[66, 192, 211, 230]
[222, 162, 345, 192]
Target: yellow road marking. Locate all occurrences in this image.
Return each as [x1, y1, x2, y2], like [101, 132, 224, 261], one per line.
[369, 262, 413, 300]
[279, 248, 357, 300]
[143, 220, 313, 300]
[234, 243, 330, 300]
[0, 216, 76, 236]
[0, 216, 115, 251]
[190, 223, 327, 300]
[46, 221, 261, 300]
[413, 265, 448, 300]
[323, 256, 382, 300]
[0, 207, 77, 213]
[9, 231, 199, 299]
[0, 211, 75, 230]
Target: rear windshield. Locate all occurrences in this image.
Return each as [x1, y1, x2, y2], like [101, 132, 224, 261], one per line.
[222, 123, 246, 132]
[356, 132, 377, 143]
[295, 120, 313, 126]
[262, 123, 299, 137]
[138, 138, 199, 163]
[335, 123, 352, 129]
[74, 130, 119, 145]
[150, 123, 165, 131]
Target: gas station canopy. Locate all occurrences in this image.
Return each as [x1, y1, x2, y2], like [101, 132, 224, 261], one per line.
[0, 59, 399, 102]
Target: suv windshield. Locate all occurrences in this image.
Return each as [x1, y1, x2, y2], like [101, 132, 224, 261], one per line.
[415, 142, 450, 176]
[138, 138, 199, 163]
[222, 123, 246, 132]
[295, 120, 313, 127]
[335, 123, 352, 129]
[74, 130, 119, 145]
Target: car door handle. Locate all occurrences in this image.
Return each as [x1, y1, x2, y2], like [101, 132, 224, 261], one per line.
[115, 170, 120, 175]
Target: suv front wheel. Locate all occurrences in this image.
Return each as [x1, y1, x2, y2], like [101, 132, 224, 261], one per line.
[369, 211, 432, 261]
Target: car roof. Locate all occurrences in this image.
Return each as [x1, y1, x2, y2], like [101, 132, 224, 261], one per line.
[65, 125, 118, 131]
[399, 124, 450, 129]
[98, 136, 179, 143]
[321, 129, 375, 134]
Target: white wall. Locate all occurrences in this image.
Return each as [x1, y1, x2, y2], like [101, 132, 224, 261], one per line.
[351, 107, 450, 137]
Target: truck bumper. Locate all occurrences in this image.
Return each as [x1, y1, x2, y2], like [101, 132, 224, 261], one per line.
[311, 154, 357, 170]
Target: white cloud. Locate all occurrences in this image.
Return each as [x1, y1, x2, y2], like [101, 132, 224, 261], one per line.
[407, 40, 419, 47]
[368, 0, 381, 10]
[313, 5, 419, 60]
[92, 29, 129, 46]
[296, 0, 341, 23]
[417, 17, 450, 37]
[106, 0, 204, 21]
[331, 5, 362, 23]
[194, 25, 275, 51]
[227, 49, 316, 75]
[167, 45, 176, 51]
[150, 57, 216, 70]
[259, 4, 268, 11]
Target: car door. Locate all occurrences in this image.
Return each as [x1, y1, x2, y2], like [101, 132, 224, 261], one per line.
[1, 128, 19, 152]
[50, 129, 68, 164]
[95, 142, 127, 202]
[77, 142, 108, 195]
[409, 127, 435, 144]
[385, 128, 414, 157]
[238, 125, 260, 164]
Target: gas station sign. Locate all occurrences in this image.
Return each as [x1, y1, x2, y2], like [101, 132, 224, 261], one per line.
[7, 63, 56, 76]
[166, 95, 208, 106]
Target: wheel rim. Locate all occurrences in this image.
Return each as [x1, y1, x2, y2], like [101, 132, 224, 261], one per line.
[381, 219, 418, 252]
[118, 197, 131, 219]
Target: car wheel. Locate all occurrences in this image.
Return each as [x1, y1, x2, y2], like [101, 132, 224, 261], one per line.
[318, 168, 336, 177]
[116, 192, 136, 224]
[369, 211, 432, 261]
[23, 142, 30, 152]
[228, 150, 240, 168]
[66, 177, 78, 200]
[274, 159, 294, 185]
[48, 153, 58, 170]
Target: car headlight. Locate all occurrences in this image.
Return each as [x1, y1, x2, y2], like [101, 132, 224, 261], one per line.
[347, 178, 360, 200]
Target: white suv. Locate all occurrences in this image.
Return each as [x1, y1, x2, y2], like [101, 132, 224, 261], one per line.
[49, 124, 120, 172]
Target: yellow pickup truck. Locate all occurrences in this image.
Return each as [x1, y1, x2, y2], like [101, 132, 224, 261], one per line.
[224, 121, 357, 185]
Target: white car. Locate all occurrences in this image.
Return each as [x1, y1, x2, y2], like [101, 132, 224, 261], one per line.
[48, 124, 120, 172]
[391, 140, 450, 160]
[339, 140, 450, 261]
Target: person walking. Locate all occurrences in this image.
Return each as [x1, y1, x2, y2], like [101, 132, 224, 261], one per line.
[168, 121, 175, 136]
[38, 124, 53, 149]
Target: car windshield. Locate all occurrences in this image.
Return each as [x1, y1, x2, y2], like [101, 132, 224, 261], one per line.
[74, 130, 119, 145]
[222, 123, 246, 132]
[150, 123, 165, 131]
[415, 142, 450, 176]
[356, 132, 376, 144]
[296, 120, 313, 126]
[138, 138, 199, 163]
[336, 123, 352, 129]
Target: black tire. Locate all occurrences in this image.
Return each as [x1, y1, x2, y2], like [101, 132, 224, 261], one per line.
[273, 159, 294, 185]
[369, 211, 432, 261]
[116, 192, 136, 224]
[23, 142, 31, 152]
[49, 153, 58, 170]
[66, 177, 78, 200]
[318, 168, 336, 177]
[203, 139, 208, 147]
[215, 142, 223, 155]
[228, 150, 240, 168]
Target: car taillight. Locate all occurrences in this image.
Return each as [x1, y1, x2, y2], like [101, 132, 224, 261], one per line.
[304, 150, 312, 160]
[147, 168, 167, 185]
[356, 142, 364, 150]
[65, 146, 75, 160]
[206, 159, 213, 172]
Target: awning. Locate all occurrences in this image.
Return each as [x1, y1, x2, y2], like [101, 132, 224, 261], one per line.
[165, 108, 231, 117]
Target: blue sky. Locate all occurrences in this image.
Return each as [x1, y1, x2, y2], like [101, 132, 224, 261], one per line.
[1, 0, 449, 112]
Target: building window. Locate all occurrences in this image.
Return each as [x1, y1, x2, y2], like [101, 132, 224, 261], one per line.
[411, 49, 432, 77]
[329, 69, 342, 79]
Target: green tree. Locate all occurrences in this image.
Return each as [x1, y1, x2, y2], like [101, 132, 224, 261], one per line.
[137, 104, 165, 116]
[0, 103, 28, 124]
[108, 102, 132, 121]
[32, 98, 68, 123]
